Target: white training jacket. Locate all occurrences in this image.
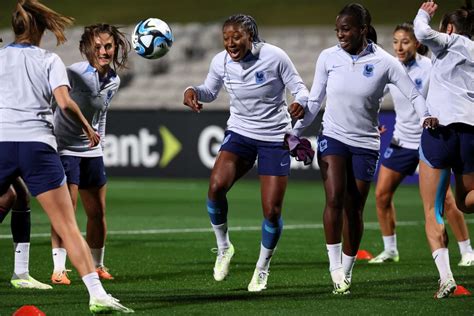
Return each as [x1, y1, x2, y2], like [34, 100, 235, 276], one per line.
[54, 62, 120, 157]
[192, 43, 309, 142]
[293, 43, 429, 151]
[0, 43, 70, 150]
[388, 54, 431, 150]
[414, 9, 474, 127]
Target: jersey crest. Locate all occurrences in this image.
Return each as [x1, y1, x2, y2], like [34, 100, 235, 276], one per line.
[255, 71, 266, 84]
[363, 64, 374, 77]
[414, 78, 423, 90]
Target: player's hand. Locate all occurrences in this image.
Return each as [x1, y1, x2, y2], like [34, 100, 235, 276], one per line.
[420, 1, 437, 18]
[289, 102, 305, 120]
[183, 88, 203, 113]
[378, 125, 387, 134]
[423, 116, 439, 129]
[83, 126, 100, 147]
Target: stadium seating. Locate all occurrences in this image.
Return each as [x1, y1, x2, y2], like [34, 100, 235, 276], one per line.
[0, 24, 396, 109]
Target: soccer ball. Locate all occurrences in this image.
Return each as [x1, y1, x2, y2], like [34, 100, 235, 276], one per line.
[132, 18, 174, 59]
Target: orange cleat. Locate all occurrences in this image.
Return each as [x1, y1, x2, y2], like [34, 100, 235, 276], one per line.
[96, 266, 114, 280]
[51, 270, 71, 285]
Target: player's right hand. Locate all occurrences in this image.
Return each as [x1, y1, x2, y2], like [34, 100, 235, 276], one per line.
[422, 116, 439, 129]
[183, 88, 203, 113]
[84, 126, 101, 147]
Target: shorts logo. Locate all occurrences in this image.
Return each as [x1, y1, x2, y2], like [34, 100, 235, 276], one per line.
[280, 161, 289, 167]
[222, 133, 231, 146]
[384, 147, 393, 159]
[363, 64, 374, 77]
[414, 78, 423, 90]
[255, 71, 266, 84]
[367, 165, 375, 176]
[319, 139, 328, 152]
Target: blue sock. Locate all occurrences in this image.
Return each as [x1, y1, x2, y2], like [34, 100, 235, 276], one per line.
[261, 218, 283, 249]
[207, 199, 228, 225]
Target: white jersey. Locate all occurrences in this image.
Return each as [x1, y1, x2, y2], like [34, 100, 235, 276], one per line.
[414, 9, 474, 126]
[193, 43, 309, 142]
[293, 43, 429, 151]
[0, 43, 70, 150]
[54, 62, 120, 157]
[387, 54, 431, 150]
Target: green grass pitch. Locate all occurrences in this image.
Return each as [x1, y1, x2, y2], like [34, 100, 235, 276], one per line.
[0, 178, 473, 315]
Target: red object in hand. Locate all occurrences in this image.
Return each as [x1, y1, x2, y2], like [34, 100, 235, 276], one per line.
[13, 305, 46, 316]
[356, 249, 374, 260]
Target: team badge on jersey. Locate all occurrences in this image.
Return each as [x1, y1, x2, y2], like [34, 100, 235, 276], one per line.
[319, 139, 328, 152]
[414, 78, 423, 90]
[363, 64, 374, 77]
[255, 71, 266, 84]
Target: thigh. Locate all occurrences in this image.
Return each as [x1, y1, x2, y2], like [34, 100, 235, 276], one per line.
[375, 165, 405, 198]
[209, 150, 254, 195]
[319, 154, 347, 205]
[80, 185, 107, 217]
[419, 161, 450, 219]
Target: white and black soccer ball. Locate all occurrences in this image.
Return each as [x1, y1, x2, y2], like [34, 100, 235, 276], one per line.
[132, 18, 174, 59]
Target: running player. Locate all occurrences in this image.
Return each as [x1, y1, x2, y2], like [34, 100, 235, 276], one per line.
[414, 0, 474, 298]
[370, 22, 474, 267]
[183, 14, 308, 292]
[292, 3, 437, 295]
[0, 178, 52, 289]
[51, 23, 130, 285]
[0, 0, 132, 312]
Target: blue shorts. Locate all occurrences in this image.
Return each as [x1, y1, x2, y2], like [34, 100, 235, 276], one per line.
[380, 143, 419, 176]
[317, 135, 379, 182]
[420, 123, 474, 175]
[220, 130, 290, 176]
[61, 156, 107, 189]
[0, 142, 66, 197]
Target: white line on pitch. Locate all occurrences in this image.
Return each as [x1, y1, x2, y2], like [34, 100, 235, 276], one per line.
[1, 220, 472, 239]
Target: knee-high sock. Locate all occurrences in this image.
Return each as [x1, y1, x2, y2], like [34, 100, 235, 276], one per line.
[207, 199, 230, 249]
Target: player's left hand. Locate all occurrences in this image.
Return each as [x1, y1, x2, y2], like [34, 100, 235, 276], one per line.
[423, 116, 439, 129]
[420, 1, 438, 18]
[289, 102, 304, 120]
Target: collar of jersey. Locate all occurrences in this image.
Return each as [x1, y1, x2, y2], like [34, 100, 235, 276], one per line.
[8, 43, 34, 48]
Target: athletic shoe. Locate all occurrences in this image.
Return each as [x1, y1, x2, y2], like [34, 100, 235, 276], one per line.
[212, 244, 235, 281]
[368, 250, 399, 264]
[331, 268, 351, 295]
[11, 275, 53, 290]
[51, 269, 71, 285]
[434, 278, 456, 299]
[89, 294, 134, 314]
[458, 252, 474, 267]
[96, 266, 114, 280]
[247, 268, 269, 292]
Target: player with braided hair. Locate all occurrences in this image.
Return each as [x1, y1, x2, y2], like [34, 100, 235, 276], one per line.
[183, 13, 309, 292]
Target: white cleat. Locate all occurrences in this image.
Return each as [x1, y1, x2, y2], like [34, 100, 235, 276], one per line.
[247, 268, 269, 292]
[434, 278, 456, 299]
[458, 252, 474, 267]
[10, 275, 53, 290]
[89, 294, 134, 314]
[213, 244, 235, 281]
[331, 268, 351, 295]
[368, 250, 399, 264]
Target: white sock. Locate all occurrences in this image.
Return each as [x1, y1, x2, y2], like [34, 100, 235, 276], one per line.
[326, 243, 342, 272]
[383, 234, 397, 253]
[52, 247, 67, 272]
[211, 222, 230, 250]
[256, 244, 275, 272]
[82, 272, 107, 299]
[458, 239, 473, 255]
[13, 242, 30, 277]
[432, 248, 453, 282]
[342, 252, 356, 281]
[91, 247, 105, 268]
